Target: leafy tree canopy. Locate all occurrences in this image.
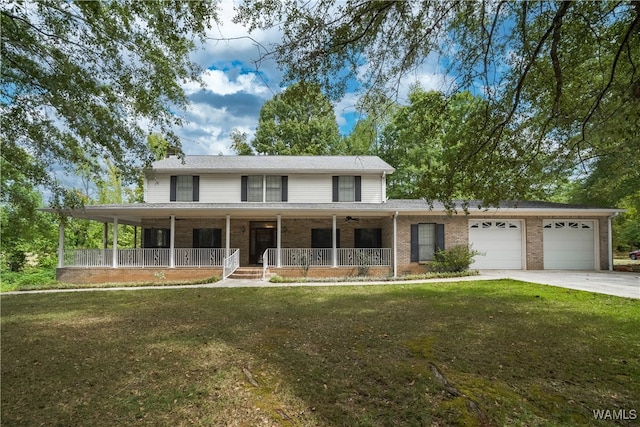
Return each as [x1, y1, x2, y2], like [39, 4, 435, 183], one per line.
[377, 87, 565, 206]
[251, 81, 344, 155]
[1, 0, 218, 209]
[235, 1, 640, 205]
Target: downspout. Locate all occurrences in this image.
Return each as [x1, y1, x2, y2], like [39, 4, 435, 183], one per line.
[608, 212, 619, 271]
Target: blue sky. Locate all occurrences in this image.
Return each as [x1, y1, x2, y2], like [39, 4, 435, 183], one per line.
[173, 1, 452, 156]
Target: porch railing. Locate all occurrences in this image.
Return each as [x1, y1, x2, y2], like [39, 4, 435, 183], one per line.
[63, 248, 234, 268]
[222, 249, 240, 279]
[262, 248, 391, 279]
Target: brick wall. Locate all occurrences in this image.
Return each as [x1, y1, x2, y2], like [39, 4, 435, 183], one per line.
[526, 217, 544, 270]
[57, 267, 221, 284]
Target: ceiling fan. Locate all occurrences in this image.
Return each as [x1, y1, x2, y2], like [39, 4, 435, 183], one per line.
[345, 216, 360, 222]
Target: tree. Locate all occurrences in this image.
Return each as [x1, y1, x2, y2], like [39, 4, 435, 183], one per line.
[229, 129, 255, 155]
[0, 156, 57, 271]
[251, 82, 344, 155]
[377, 87, 564, 205]
[235, 1, 640, 205]
[1, 0, 218, 210]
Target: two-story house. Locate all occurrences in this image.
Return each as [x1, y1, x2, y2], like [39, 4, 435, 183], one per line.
[52, 155, 622, 284]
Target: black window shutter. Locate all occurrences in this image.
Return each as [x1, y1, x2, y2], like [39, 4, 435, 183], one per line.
[143, 228, 152, 248]
[332, 176, 339, 202]
[192, 176, 200, 202]
[281, 176, 288, 202]
[436, 224, 445, 252]
[241, 176, 248, 201]
[170, 176, 177, 201]
[410, 224, 419, 262]
[193, 229, 200, 248]
[375, 228, 382, 247]
[355, 176, 362, 202]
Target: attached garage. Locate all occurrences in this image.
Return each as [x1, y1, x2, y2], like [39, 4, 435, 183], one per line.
[469, 220, 524, 269]
[543, 220, 596, 270]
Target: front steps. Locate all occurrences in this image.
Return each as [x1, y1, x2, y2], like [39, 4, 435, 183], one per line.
[227, 267, 264, 280]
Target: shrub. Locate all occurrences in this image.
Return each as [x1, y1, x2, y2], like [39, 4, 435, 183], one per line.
[429, 245, 481, 273]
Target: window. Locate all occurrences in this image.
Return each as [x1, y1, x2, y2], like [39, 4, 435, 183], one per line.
[170, 176, 199, 202]
[311, 229, 340, 248]
[332, 176, 362, 202]
[266, 176, 283, 202]
[241, 176, 288, 202]
[411, 223, 445, 262]
[247, 175, 263, 202]
[144, 228, 170, 248]
[354, 228, 382, 248]
[193, 228, 222, 248]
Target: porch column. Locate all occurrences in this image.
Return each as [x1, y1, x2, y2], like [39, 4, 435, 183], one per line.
[57, 221, 65, 268]
[276, 214, 282, 267]
[103, 222, 109, 266]
[112, 216, 119, 268]
[225, 215, 231, 258]
[393, 212, 398, 278]
[332, 214, 337, 267]
[169, 215, 175, 268]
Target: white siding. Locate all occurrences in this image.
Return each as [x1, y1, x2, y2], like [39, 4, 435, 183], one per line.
[288, 174, 333, 203]
[200, 174, 241, 203]
[144, 173, 384, 204]
[361, 175, 382, 203]
[145, 175, 169, 203]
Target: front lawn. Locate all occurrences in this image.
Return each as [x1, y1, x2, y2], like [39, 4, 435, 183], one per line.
[1, 280, 638, 426]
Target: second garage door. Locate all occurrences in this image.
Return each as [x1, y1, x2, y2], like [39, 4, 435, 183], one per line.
[543, 220, 596, 269]
[469, 220, 524, 269]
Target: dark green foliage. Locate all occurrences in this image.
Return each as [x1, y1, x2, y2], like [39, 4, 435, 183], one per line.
[1, 0, 218, 211]
[251, 82, 344, 155]
[429, 245, 481, 273]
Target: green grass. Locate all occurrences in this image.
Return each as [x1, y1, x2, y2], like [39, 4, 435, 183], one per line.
[2, 280, 639, 426]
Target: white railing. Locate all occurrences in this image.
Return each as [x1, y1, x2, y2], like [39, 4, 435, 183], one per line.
[223, 249, 240, 279]
[175, 248, 226, 267]
[263, 248, 391, 273]
[338, 248, 391, 267]
[118, 249, 170, 267]
[64, 249, 113, 267]
[63, 248, 235, 268]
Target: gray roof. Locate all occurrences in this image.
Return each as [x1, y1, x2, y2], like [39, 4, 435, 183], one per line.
[151, 155, 395, 174]
[42, 200, 623, 225]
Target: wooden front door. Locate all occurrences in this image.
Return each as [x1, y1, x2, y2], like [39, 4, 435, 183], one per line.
[250, 224, 276, 264]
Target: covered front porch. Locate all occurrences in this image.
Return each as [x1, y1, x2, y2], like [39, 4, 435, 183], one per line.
[53, 204, 400, 283]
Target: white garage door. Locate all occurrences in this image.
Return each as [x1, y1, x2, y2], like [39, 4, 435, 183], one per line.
[469, 220, 523, 269]
[543, 220, 595, 270]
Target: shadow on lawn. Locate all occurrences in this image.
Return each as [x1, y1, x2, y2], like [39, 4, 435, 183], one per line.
[2, 281, 639, 426]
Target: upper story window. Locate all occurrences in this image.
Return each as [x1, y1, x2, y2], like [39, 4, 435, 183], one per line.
[241, 176, 288, 202]
[170, 176, 199, 202]
[332, 176, 361, 202]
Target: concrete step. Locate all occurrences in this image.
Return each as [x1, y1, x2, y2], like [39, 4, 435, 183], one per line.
[228, 267, 263, 279]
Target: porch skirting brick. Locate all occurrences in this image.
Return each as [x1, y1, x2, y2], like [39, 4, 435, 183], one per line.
[270, 266, 392, 279]
[57, 267, 222, 285]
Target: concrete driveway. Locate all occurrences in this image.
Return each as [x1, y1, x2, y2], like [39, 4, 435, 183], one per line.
[479, 270, 640, 299]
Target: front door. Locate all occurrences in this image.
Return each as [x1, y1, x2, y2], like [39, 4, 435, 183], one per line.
[250, 223, 276, 264]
